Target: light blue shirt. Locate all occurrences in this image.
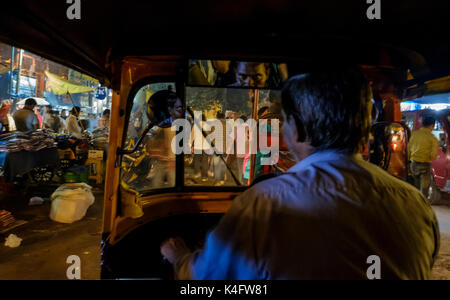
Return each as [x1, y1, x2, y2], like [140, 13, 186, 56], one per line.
[182, 150, 440, 280]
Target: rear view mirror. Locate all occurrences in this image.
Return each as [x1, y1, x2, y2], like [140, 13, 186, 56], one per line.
[120, 90, 175, 155]
[187, 59, 289, 89]
[146, 90, 173, 127]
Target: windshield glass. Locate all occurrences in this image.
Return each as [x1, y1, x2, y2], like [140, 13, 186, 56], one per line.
[121, 82, 176, 193]
[184, 85, 295, 187]
[120, 60, 300, 193]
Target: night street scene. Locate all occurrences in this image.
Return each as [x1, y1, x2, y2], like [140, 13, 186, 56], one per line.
[0, 0, 450, 285]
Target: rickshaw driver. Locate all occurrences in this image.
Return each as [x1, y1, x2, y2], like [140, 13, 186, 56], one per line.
[230, 62, 271, 88]
[161, 68, 439, 280]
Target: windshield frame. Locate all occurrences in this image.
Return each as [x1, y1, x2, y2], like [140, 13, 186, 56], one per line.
[120, 72, 253, 197]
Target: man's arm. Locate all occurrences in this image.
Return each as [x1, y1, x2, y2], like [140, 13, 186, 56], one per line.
[161, 191, 267, 280]
[430, 135, 439, 161]
[408, 133, 415, 161]
[32, 114, 39, 130]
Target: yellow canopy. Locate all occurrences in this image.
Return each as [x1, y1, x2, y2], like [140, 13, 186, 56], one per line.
[45, 71, 96, 95]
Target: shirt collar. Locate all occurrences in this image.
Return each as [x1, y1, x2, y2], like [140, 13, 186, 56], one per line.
[287, 149, 362, 173]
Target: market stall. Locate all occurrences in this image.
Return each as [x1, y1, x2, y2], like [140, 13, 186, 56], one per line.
[0, 129, 58, 182]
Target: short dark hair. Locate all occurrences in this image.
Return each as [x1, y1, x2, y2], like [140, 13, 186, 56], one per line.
[103, 109, 111, 116]
[216, 111, 225, 119]
[422, 116, 436, 128]
[71, 106, 81, 115]
[25, 98, 37, 106]
[166, 93, 181, 109]
[148, 90, 177, 122]
[281, 68, 372, 153]
[258, 106, 269, 118]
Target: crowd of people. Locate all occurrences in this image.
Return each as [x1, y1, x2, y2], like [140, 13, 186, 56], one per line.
[0, 98, 110, 137]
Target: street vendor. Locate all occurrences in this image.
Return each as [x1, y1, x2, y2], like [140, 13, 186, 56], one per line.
[65, 106, 83, 138]
[44, 110, 65, 133]
[97, 109, 111, 128]
[13, 98, 39, 132]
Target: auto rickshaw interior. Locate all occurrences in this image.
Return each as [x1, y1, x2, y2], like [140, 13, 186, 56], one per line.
[101, 56, 418, 279]
[1, 0, 450, 281]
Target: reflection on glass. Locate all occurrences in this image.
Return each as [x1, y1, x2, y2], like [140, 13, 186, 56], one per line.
[188, 60, 288, 89]
[184, 86, 295, 187]
[185, 87, 252, 186]
[121, 83, 177, 193]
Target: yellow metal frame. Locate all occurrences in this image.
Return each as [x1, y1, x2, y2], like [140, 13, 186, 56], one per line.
[102, 56, 240, 244]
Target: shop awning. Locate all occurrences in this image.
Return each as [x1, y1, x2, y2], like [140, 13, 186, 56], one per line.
[404, 93, 450, 105]
[45, 71, 95, 95]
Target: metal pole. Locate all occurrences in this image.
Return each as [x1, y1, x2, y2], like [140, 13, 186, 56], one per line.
[16, 49, 24, 95]
[9, 47, 15, 96]
[248, 89, 259, 185]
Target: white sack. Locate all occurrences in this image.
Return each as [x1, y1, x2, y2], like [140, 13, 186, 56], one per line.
[49, 183, 95, 224]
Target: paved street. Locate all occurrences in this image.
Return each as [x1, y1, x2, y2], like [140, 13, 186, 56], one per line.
[0, 184, 104, 280]
[431, 199, 450, 280]
[1, 182, 450, 280]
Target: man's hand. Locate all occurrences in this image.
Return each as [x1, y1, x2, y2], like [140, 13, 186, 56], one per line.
[160, 237, 191, 265]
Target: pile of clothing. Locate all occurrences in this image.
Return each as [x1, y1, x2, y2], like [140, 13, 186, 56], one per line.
[91, 127, 109, 151]
[0, 210, 15, 231]
[0, 129, 56, 153]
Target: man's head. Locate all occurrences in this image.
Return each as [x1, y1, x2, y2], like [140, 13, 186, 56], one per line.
[235, 62, 271, 88]
[24, 98, 37, 110]
[422, 116, 436, 129]
[167, 93, 184, 120]
[281, 68, 373, 160]
[216, 111, 225, 119]
[258, 106, 270, 118]
[212, 60, 231, 74]
[45, 105, 52, 113]
[102, 109, 111, 118]
[147, 90, 180, 124]
[71, 106, 81, 117]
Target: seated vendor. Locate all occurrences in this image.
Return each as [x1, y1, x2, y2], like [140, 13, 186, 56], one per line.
[65, 106, 83, 138]
[13, 98, 39, 133]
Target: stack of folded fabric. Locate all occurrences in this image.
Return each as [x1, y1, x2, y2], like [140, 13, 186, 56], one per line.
[91, 127, 109, 151]
[0, 210, 15, 231]
[0, 130, 56, 153]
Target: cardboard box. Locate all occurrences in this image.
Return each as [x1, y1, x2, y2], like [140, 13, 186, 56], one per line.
[88, 150, 104, 160]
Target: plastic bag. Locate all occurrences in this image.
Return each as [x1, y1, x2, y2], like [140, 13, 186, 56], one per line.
[29, 197, 45, 206]
[49, 183, 95, 224]
[4, 234, 22, 248]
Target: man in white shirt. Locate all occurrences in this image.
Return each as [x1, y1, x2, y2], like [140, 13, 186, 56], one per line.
[65, 106, 83, 138]
[161, 68, 439, 280]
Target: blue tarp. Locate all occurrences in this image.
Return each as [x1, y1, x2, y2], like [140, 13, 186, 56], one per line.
[405, 93, 450, 104]
[0, 72, 11, 99]
[44, 90, 82, 107]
